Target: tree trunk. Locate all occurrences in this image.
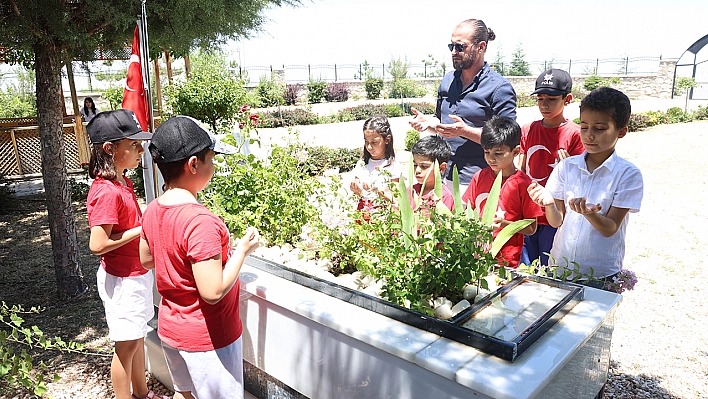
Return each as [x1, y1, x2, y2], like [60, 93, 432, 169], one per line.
[34, 41, 88, 301]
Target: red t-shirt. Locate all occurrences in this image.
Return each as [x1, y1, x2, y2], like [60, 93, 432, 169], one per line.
[86, 177, 146, 277]
[141, 201, 242, 351]
[462, 168, 543, 268]
[521, 119, 583, 224]
[410, 183, 455, 213]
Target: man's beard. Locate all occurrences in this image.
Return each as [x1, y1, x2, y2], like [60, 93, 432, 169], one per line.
[453, 50, 477, 71]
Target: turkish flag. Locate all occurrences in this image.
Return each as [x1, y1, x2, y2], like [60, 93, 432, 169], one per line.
[122, 25, 149, 131]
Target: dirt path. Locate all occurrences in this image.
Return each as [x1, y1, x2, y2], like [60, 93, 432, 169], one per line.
[607, 120, 708, 398]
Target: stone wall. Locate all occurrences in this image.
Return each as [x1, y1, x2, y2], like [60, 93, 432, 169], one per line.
[273, 59, 678, 101]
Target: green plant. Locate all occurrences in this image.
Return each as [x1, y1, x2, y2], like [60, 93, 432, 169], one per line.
[306, 79, 327, 104]
[258, 108, 320, 128]
[693, 105, 708, 120]
[666, 106, 691, 123]
[102, 84, 124, 110]
[416, 54, 446, 78]
[285, 83, 304, 105]
[389, 78, 427, 99]
[516, 93, 537, 108]
[404, 129, 420, 151]
[628, 113, 651, 132]
[674, 77, 697, 113]
[164, 51, 253, 134]
[0, 302, 110, 396]
[300, 146, 361, 176]
[204, 132, 320, 246]
[583, 75, 621, 91]
[254, 75, 285, 107]
[364, 77, 384, 100]
[507, 43, 531, 76]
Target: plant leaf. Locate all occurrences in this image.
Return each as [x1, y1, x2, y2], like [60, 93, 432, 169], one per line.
[490, 219, 534, 257]
[452, 166, 464, 215]
[481, 170, 503, 226]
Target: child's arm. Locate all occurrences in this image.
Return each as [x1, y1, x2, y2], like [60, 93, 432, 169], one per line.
[527, 181, 565, 228]
[89, 225, 141, 255]
[139, 237, 154, 270]
[568, 199, 629, 237]
[193, 227, 260, 305]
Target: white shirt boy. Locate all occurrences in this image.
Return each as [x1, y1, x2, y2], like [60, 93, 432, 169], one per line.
[546, 150, 643, 279]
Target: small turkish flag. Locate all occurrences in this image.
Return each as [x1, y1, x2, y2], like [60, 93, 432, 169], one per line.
[122, 25, 149, 131]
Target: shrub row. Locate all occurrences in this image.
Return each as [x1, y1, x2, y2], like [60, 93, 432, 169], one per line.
[570, 106, 708, 133]
[257, 101, 437, 128]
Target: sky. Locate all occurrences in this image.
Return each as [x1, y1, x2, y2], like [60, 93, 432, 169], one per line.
[231, 0, 708, 70]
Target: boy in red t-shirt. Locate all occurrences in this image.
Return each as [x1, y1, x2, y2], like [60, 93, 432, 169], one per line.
[410, 135, 455, 213]
[518, 69, 584, 266]
[139, 116, 259, 399]
[463, 116, 543, 268]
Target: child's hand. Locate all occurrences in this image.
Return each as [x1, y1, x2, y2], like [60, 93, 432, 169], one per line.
[350, 178, 363, 196]
[568, 197, 602, 215]
[409, 108, 434, 132]
[557, 148, 571, 161]
[527, 181, 555, 207]
[235, 227, 260, 257]
[491, 216, 509, 230]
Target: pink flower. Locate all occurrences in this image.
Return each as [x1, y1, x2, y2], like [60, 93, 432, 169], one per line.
[238, 122, 245, 129]
[240, 105, 251, 113]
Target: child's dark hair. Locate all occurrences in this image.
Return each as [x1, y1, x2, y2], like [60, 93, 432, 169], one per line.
[362, 115, 395, 165]
[89, 141, 122, 180]
[580, 87, 631, 128]
[152, 147, 210, 189]
[481, 115, 521, 150]
[411, 135, 452, 164]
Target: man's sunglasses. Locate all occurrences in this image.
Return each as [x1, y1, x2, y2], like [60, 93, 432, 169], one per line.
[448, 43, 467, 52]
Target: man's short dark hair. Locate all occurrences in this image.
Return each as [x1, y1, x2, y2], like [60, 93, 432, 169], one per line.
[481, 115, 521, 150]
[580, 87, 631, 128]
[411, 135, 452, 164]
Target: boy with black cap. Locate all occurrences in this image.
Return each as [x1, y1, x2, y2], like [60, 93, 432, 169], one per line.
[139, 116, 260, 399]
[518, 69, 584, 266]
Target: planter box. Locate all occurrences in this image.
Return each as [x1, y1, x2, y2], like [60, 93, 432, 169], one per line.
[245, 256, 583, 362]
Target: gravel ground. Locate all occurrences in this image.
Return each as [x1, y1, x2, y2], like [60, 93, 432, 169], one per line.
[2, 119, 707, 399]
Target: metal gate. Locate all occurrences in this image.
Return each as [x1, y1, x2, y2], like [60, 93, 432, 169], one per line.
[674, 34, 708, 100]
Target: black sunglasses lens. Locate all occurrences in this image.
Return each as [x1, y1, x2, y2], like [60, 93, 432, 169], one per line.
[448, 43, 465, 52]
[447, 43, 454, 51]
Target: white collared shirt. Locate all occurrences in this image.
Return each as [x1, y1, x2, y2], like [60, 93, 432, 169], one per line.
[546, 151, 643, 278]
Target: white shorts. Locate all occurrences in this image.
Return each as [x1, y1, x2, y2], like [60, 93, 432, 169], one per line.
[96, 267, 154, 342]
[161, 338, 244, 399]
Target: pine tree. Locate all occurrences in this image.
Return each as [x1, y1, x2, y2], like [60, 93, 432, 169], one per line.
[507, 43, 531, 76]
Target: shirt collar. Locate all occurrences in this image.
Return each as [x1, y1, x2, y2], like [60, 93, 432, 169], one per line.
[579, 150, 619, 173]
[453, 62, 490, 91]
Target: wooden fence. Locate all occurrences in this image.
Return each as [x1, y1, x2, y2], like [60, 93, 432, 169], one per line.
[0, 116, 90, 177]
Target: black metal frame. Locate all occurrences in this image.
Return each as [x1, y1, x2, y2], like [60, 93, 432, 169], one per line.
[245, 256, 584, 362]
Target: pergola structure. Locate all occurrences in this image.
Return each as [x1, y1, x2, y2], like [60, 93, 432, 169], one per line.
[674, 33, 708, 100]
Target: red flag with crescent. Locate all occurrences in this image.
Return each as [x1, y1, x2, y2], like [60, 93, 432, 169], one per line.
[122, 25, 149, 131]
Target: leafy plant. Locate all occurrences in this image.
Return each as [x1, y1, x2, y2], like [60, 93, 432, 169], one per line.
[258, 108, 320, 128]
[204, 132, 320, 246]
[325, 82, 350, 102]
[164, 51, 254, 134]
[254, 75, 285, 107]
[0, 302, 110, 396]
[389, 78, 427, 99]
[364, 77, 384, 100]
[416, 54, 447, 78]
[666, 106, 691, 123]
[285, 83, 304, 105]
[517, 93, 537, 108]
[404, 129, 420, 151]
[300, 146, 360, 176]
[102, 84, 124, 110]
[507, 43, 530, 76]
[306, 79, 327, 104]
[583, 75, 620, 91]
[674, 77, 697, 113]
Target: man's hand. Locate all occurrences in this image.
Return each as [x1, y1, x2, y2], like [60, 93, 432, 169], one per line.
[409, 108, 435, 132]
[435, 114, 467, 138]
[557, 148, 571, 161]
[527, 181, 555, 207]
[568, 197, 602, 215]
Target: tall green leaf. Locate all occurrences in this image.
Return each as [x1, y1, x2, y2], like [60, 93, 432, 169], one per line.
[481, 170, 503, 226]
[452, 166, 464, 215]
[490, 219, 534, 257]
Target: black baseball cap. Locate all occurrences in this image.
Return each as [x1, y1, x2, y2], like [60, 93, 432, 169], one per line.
[86, 109, 153, 144]
[149, 116, 238, 163]
[532, 69, 573, 96]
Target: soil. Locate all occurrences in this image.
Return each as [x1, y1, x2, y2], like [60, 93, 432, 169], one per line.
[1, 120, 707, 398]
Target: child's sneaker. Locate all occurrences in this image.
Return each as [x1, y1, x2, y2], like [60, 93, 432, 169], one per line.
[132, 390, 171, 399]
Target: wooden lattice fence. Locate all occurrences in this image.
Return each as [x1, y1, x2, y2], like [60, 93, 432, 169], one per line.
[0, 116, 90, 177]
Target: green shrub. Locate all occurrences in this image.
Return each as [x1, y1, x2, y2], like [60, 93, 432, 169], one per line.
[254, 76, 285, 107]
[517, 93, 537, 108]
[693, 105, 708, 120]
[583, 75, 621, 91]
[573, 117, 580, 124]
[301, 146, 361, 176]
[306, 79, 327, 104]
[666, 106, 691, 123]
[364, 77, 384, 100]
[258, 108, 320, 128]
[402, 102, 436, 115]
[102, 85, 124, 110]
[389, 78, 426, 99]
[384, 103, 406, 117]
[404, 129, 420, 151]
[205, 143, 319, 246]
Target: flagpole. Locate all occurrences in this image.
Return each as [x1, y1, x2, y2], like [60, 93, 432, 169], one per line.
[138, 0, 162, 204]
